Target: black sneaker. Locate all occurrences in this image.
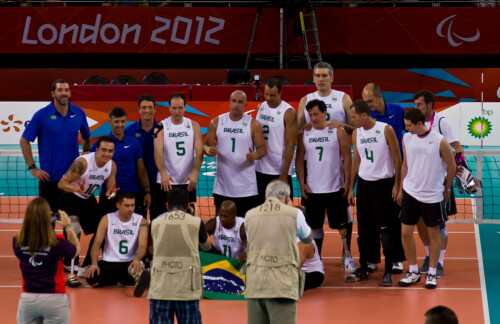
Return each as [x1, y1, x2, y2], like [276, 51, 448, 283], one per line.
[345, 268, 369, 282]
[382, 271, 393, 286]
[66, 277, 82, 288]
[134, 269, 151, 297]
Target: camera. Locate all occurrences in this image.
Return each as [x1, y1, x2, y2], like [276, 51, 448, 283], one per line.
[51, 212, 61, 222]
[187, 202, 197, 216]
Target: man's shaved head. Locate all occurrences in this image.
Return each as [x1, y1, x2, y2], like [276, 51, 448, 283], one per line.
[219, 200, 237, 229]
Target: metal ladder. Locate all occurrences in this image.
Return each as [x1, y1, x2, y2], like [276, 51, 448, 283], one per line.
[299, 9, 322, 69]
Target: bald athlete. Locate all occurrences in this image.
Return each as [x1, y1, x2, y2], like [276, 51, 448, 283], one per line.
[204, 90, 267, 217]
[205, 200, 247, 263]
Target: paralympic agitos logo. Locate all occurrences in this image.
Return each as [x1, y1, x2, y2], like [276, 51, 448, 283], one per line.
[436, 15, 480, 47]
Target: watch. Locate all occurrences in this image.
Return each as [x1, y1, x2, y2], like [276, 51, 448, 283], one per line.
[28, 164, 36, 170]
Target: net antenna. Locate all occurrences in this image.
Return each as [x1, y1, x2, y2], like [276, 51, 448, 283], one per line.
[481, 72, 484, 149]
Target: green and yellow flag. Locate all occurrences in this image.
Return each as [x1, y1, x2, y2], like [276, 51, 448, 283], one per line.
[200, 252, 246, 300]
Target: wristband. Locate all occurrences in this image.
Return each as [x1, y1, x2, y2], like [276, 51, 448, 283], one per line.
[64, 224, 72, 230]
[145, 191, 151, 194]
[28, 164, 36, 170]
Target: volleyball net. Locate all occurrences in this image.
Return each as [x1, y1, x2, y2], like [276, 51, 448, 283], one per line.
[1, 149, 499, 223]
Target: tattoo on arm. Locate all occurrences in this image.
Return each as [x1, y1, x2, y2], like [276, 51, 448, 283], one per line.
[70, 160, 85, 175]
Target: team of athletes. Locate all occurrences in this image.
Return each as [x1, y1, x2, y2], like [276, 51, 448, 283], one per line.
[21, 63, 460, 299]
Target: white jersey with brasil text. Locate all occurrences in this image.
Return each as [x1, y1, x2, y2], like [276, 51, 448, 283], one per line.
[356, 122, 395, 181]
[157, 117, 195, 185]
[305, 90, 346, 124]
[303, 127, 343, 193]
[255, 100, 294, 176]
[213, 113, 258, 197]
[102, 211, 143, 262]
[403, 131, 446, 204]
[214, 216, 246, 259]
[71, 153, 112, 200]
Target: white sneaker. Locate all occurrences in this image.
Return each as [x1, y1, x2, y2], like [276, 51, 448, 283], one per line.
[392, 262, 404, 274]
[425, 274, 437, 289]
[367, 262, 378, 273]
[77, 265, 90, 278]
[398, 271, 420, 287]
[343, 257, 358, 272]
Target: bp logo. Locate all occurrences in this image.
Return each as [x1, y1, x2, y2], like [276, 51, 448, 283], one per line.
[467, 117, 492, 139]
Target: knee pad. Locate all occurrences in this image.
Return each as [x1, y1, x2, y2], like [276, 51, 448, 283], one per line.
[439, 223, 448, 237]
[312, 228, 324, 239]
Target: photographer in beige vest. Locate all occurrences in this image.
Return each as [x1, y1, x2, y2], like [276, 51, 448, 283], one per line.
[245, 180, 312, 324]
[147, 188, 211, 324]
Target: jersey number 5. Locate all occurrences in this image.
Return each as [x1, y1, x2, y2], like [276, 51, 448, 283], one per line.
[176, 141, 186, 156]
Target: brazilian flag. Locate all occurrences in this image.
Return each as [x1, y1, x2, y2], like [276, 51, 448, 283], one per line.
[200, 251, 246, 300]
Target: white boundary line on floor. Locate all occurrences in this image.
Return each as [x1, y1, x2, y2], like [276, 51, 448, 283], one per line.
[0, 285, 484, 291]
[318, 286, 481, 291]
[475, 223, 490, 324]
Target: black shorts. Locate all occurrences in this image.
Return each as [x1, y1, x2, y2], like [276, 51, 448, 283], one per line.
[58, 191, 101, 235]
[304, 190, 348, 229]
[356, 177, 401, 229]
[150, 183, 197, 221]
[39, 181, 60, 213]
[256, 171, 293, 204]
[85, 260, 134, 287]
[213, 193, 260, 218]
[400, 190, 448, 227]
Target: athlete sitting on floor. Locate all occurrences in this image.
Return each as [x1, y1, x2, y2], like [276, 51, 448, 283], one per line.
[205, 200, 247, 264]
[86, 192, 149, 297]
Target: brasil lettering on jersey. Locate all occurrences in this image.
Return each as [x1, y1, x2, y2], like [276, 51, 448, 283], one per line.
[217, 234, 235, 243]
[360, 137, 378, 144]
[309, 137, 330, 143]
[113, 229, 134, 235]
[168, 132, 189, 138]
[223, 128, 243, 133]
[258, 114, 275, 123]
[89, 174, 105, 181]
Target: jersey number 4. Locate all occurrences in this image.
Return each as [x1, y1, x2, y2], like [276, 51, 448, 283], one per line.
[365, 148, 374, 163]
